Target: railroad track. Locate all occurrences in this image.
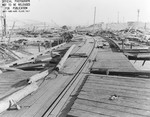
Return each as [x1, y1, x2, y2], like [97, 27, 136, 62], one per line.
[42, 36, 96, 117]
[0, 36, 96, 117]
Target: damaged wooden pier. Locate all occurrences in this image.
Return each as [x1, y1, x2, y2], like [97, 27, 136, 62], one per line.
[65, 37, 150, 117]
[0, 35, 150, 117]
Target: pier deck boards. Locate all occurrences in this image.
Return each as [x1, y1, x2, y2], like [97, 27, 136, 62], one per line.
[67, 74, 150, 117]
[92, 50, 137, 72]
[67, 39, 150, 117]
[1, 36, 149, 117]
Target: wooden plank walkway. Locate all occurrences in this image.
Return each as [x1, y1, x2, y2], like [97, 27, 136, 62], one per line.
[67, 37, 150, 117]
[92, 51, 137, 72]
[67, 74, 150, 117]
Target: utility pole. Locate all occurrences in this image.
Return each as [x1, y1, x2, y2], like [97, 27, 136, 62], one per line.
[117, 12, 119, 23]
[8, 21, 15, 44]
[137, 9, 140, 22]
[1, 5, 6, 41]
[144, 22, 147, 30]
[43, 22, 46, 31]
[93, 7, 96, 32]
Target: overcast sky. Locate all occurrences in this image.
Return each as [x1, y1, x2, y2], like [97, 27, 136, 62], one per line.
[3, 0, 150, 26]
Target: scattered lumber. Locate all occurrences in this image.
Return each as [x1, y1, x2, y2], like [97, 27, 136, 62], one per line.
[3, 43, 65, 67]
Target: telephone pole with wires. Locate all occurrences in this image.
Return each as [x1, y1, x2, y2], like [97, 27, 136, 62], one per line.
[137, 9, 140, 22]
[117, 12, 119, 23]
[0, 5, 6, 41]
[93, 7, 96, 32]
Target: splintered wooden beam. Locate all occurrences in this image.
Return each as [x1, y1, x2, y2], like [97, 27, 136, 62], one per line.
[28, 70, 49, 83]
[0, 83, 38, 114]
[0, 66, 22, 74]
[90, 68, 150, 77]
[122, 49, 150, 53]
[56, 44, 76, 71]
[125, 53, 150, 60]
[14, 63, 46, 70]
[0, 66, 21, 71]
[28, 45, 76, 83]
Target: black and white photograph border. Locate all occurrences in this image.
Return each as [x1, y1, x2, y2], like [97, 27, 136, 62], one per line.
[0, 0, 150, 116]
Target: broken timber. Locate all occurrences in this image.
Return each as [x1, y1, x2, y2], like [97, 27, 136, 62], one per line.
[0, 83, 38, 114]
[3, 43, 66, 67]
[28, 44, 75, 83]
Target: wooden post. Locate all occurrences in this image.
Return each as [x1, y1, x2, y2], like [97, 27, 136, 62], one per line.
[122, 40, 124, 50]
[57, 39, 59, 45]
[8, 21, 15, 44]
[0, 70, 2, 74]
[130, 43, 133, 49]
[49, 41, 51, 48]
[38, 42, 41, 52]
